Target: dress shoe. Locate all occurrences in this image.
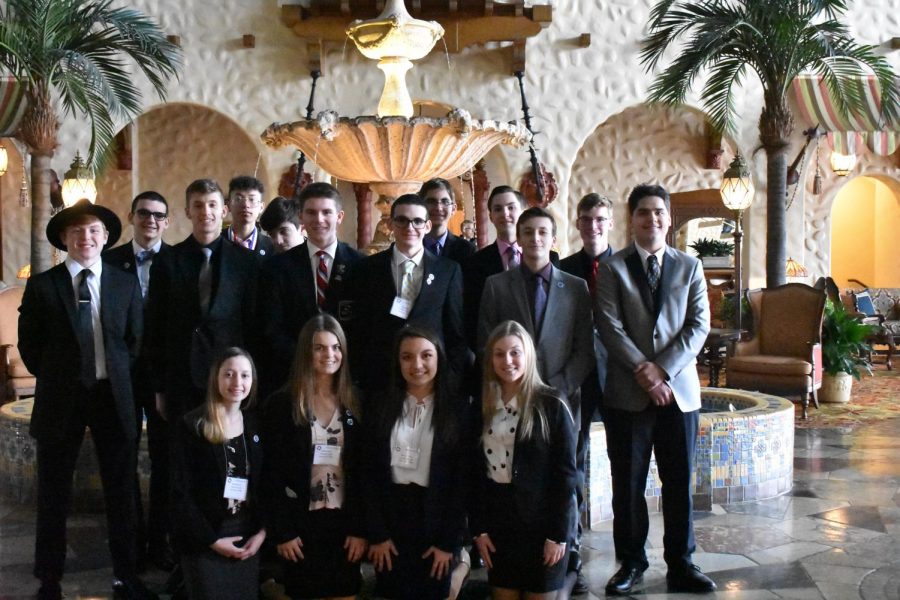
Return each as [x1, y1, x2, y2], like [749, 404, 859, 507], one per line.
[37, 581, 63, 600]
[666, 564, 717, 593]
[605, 565, 645, 595]
[112, 578, 159, 600]
[572, 570, 589, 595]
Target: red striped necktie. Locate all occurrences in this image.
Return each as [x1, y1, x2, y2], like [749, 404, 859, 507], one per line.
[316, 250, 329, 307]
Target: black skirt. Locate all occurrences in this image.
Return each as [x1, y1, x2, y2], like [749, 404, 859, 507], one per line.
[483, 481, 567, 593]
[374, 483, 453, 600]
[180, 512, 261, 600]
[281, 508, 362, 598]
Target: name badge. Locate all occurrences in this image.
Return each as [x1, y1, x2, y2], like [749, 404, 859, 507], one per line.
[390, 296, 412, 319]
[390, 446, 420, 470]
[223, 476, 248, 501]
[313, 444, 342, 466]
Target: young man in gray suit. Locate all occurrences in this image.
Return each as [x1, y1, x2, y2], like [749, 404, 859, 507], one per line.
[595, 184, 715, 595]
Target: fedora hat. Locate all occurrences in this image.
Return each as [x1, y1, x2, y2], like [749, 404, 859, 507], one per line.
[46, 199, 122, 251]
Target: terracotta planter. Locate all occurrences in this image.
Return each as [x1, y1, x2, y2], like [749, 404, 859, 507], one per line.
[820, 372, 853, 404]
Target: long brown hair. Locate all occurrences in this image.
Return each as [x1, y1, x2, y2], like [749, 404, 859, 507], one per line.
[287, 314, 359, 426]
[481, 320, 553, 441]
[200, 347, 258, 444]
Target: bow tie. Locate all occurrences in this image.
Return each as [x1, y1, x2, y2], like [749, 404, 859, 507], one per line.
[135, 250, 155, 266]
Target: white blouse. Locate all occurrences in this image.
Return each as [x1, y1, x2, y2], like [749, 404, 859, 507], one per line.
[483, 393, 518, 484]
[390, 393, 435, 486]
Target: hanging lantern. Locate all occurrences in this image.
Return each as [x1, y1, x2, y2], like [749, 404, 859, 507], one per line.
[830, 151, 857, 177]
[786, 257, 808, 278]
[18, 172, 28, 207]
[720, 154, 754, 210]
[60, 152, 97, 206]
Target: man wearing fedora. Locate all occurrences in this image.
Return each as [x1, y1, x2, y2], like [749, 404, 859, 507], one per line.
[18, 200, 154, 599]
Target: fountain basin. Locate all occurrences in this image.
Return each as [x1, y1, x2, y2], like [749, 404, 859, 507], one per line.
[261, 110, 531, 196]
[588, 388, 794, 528]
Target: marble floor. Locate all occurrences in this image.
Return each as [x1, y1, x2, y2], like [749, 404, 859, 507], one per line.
[1, 419, 899, 599]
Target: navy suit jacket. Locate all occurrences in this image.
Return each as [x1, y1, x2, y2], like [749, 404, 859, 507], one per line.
[18, 261, 143, 443]
[257, 241, 363, 393]
[145, 235, 258, 416]
[428, 232, 475, 266]
[348, 246, 466, 395]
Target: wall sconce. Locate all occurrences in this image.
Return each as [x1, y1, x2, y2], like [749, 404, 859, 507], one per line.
[830, 151, 857, 176]
[786, 256, 808, 278]
[0, 144, 8, 177]
[60, 152, 97, 207]
[720, 153, 754, 333]
[17, 264, 30, 280]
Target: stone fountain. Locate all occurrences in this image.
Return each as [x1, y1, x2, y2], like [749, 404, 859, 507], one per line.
[261, 0, 530, 250]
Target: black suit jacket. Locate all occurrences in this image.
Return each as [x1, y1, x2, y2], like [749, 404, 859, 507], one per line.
[469, 390, 577, 544]
[18, 261, 143, 443]
[262, 391, 365, 544]
[145, 235, 259, 416]
[365, 398, 468, 552]
[171, 407, 264, 554]
[257, 241, 363, 393]
[225, 227, 275, 261]
[559, 246, 613, 394]
[429, 232, 475, 266]
[463, 242, 559, 351]
[348, 246, 466, 394]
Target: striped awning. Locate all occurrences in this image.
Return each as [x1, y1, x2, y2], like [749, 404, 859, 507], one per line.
[0, 77, 27, 137]
[793, 74, 898, 155]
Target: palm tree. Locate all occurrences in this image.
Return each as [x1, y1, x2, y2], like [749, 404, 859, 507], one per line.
[0, 0, 181, 274]
[641, 0, 898, 286]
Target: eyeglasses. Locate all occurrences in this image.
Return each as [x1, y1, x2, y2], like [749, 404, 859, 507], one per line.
[135, 208, 168, 221]
[231, 195, 261, 206]
[425, 198, 453, 207]
[392, 216, 428, 229]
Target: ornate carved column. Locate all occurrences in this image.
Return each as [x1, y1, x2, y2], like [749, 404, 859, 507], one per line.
[473, 160, 490, 248]
[353, 183, 374, 250]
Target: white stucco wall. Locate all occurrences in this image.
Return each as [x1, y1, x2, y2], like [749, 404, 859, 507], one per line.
[6, 0, 900, 285]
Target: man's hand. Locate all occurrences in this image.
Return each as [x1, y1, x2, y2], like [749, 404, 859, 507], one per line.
[154, 393, 167, 421]
[648, 382, 674, 406]
[635, 361, 667, 392]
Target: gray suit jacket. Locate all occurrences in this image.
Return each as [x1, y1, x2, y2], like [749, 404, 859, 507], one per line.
[595, 244, 710, 413]
[478, 265, 594, 401]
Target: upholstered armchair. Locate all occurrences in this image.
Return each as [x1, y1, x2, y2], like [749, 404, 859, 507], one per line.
[726, 283, 826, 419]
[0, 286, 35, 402]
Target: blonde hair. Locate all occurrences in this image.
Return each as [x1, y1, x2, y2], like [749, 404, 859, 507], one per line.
[200, 347, 258, 444]
[481, 321, 550, 442]
[288, 314, 359, 426]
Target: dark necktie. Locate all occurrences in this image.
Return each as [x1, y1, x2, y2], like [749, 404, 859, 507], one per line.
[647, 254, 660, 294]
[506, 245, 520, 270]
[316, 250, 329, 308]
[135, 249, 154, 266]
[533, 274, 547, 332]
[77, 269, 97, 388]
[199, 247, 213, 314]
[588, 256, 600, 297]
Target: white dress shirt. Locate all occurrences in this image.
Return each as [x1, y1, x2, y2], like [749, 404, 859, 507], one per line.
[390, 393, 435, 486]
[391, 245, 425, 301]
[131, 239, 162, 298]
[65, 257, 108, 380]
[634, 242, 666, 273]
[308, 239, 338, 287]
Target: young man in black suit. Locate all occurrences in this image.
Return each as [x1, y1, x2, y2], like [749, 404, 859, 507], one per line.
[225, 175, 275, 258]
[146, 179, 259, 421]
[257, 183, 363, 395]
[19, 201, 153, 600]
[259, 196, 304, 255]
[104, 191, 175, 572]
[420, 178, 475, 266]
[559, 192, 615, 594]
[348, 194, 466, 397]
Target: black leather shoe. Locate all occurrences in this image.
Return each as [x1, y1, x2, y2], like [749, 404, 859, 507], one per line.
[666, 564, 717, 593]
[112, 578, 159, 600]
[605, 565, 645, 595]
[37, 581, 63, 600]
[572, 570, 589, 595]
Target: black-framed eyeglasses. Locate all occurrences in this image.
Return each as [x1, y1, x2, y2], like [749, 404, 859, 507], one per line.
[135, 208, 168, 221]
[392, 216, 428, 229]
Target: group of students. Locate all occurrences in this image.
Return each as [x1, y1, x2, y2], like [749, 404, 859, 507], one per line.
[20, 171, 718, 600]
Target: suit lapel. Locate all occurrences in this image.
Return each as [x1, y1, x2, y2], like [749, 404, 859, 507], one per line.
[294, 242, 318, 316]
[510, 268, 536, 336]
[51, 265, 79, 335]
[625, 249, 654, 315]
[486, 243, 503, 274]
[540, 266, 565, 341]
[656, 248, 677, 321]
[411, 250, 439, 315]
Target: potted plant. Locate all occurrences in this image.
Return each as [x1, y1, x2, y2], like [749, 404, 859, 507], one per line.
[688, 237, 734, 268]
[820, 299, 875, 403]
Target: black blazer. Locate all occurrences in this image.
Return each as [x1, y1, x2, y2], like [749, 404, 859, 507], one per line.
[365, 398, 469, 552]
[348, 246, 466, 394]
[469, 389, 577, 544]
[463, 242, 559, 351]
[559, 246, 614, 393]
[171, 407, 264, 554]
[145, 235, 259, 416]
[431, 232, 475, 266]
[262, 391, 365, 544]
[224, 227, 275, 261]
[18, 261, 143, 443]
[257, 241, 363, 394]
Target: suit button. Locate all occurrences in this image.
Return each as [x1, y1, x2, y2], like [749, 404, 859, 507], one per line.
[654, 333, 660, 339]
